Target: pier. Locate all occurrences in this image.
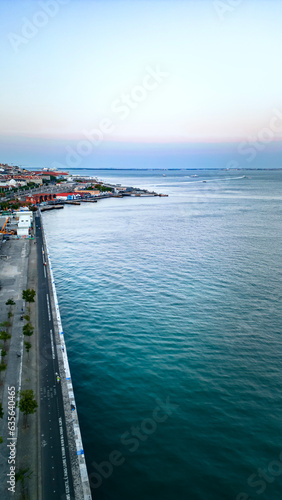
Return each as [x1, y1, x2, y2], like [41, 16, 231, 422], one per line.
[40, 204, 64, 211]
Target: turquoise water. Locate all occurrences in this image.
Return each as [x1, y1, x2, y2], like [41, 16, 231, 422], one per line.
[43, 170, 282, 500]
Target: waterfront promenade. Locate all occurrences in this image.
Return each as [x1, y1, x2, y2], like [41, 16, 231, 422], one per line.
[0, 216, 91, 498]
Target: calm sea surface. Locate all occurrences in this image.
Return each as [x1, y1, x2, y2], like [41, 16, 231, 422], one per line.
[42, 170, 282, 500]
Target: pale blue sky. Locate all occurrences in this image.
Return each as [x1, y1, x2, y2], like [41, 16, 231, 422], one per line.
[1, 0, 282, 166]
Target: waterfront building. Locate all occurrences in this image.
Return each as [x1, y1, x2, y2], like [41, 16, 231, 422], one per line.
[16, 210, 33, 237]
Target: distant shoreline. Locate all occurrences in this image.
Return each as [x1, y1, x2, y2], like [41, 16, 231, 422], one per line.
[26, 167, 282, 171]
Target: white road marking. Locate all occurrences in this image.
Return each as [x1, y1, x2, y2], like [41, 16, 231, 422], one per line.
[44, 266, 46, 278]
[50, 329, 55, 360]
[58, 416, 71, 499]
[46, 294, 51, 321]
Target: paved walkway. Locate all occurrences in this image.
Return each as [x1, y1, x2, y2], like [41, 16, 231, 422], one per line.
[15, 236, 41, 500]
[0, 239, 29, 498]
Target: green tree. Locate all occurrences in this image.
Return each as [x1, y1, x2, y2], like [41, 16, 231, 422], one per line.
[23, 314, 30, 322]
[0, 330, 11, 346]
[15, 467, 33, 497]
[1, 348, 7, 358]
[22, 289, 36, 303]
[0, 362, 7, 383]
[17, 390, 38, 428]
[6, 299, 15, 306]
[23, 324, 33, 337]
[94, 184, 113, 192]
[0, 321, 11, 329]
[24, 341, 32, 360]
[8, 311, 13, 319]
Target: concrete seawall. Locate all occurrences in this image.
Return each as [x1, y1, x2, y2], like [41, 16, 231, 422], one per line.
[40, 212, 92, 500]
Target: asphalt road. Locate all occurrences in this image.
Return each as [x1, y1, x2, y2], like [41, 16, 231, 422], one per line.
[35, 215, 74, 500]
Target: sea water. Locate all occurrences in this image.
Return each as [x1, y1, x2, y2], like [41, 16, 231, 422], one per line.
[42, 169, 282, 500]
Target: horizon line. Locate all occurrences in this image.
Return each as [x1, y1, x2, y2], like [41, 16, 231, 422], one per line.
[2, 132, 282, 146]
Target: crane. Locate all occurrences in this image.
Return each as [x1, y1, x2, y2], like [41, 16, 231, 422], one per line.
[0, 217, 9, 233]
[0, 217, 16, 236]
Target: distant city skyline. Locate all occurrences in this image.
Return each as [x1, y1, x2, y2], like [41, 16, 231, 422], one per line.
[1, 0, 282, 167]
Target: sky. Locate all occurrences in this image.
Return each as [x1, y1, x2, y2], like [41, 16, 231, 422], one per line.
[1, 0, 282, 168]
